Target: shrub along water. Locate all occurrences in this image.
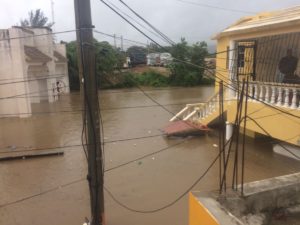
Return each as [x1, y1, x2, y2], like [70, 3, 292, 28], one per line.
[66, 38, 215, 90]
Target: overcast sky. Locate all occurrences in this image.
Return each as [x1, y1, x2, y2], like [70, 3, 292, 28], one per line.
[1, 0, 300, 48]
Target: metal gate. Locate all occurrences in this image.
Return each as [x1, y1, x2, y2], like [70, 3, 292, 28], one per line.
[235, 41, 257, 81]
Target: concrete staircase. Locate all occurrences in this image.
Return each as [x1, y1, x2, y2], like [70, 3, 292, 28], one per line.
[170, 92, 223, 125]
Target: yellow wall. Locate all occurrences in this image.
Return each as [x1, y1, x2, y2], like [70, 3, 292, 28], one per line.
[189, 193, 219, 225]
[215, 37, 230, 93]
[226, 101, 300, 146]
[214, 22, 300, 146]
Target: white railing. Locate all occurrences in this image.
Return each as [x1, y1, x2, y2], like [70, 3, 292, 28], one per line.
[237, 81, 300, 109]
[170, 92, 220, 122]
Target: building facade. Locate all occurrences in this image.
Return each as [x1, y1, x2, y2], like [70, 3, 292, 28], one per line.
[0, 26, 69, 118]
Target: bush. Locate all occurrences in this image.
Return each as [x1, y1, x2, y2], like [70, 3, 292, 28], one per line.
[136, 70, 169, 87]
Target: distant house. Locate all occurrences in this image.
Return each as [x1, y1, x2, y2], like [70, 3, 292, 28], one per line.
[146, 52, 172, 66]
[0, 26, 69, 118]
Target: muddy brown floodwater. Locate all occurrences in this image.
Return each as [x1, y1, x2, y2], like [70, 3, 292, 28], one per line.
[1, 86, 300, 225]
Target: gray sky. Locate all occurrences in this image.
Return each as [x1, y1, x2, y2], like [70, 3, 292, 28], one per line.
[1, 0, 300, 47]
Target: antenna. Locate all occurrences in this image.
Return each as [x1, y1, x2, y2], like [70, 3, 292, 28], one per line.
[51, 0, 55, 31]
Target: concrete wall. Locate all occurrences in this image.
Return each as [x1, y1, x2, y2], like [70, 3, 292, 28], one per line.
[0, 28, 31, 117]
[0, 27, 70, 118]
[54, 43, 70, 93]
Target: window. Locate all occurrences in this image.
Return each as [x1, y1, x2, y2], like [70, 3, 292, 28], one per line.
[237, 46, 245, 68]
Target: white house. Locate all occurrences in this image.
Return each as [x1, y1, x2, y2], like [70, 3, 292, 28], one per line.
[0, 26, 69, 118]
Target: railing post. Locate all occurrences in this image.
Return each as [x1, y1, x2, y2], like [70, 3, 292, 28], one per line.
[254, 82, 259, 101]
[291, 87, 297, 109]
[270, 85, 276, 104]
[259, 84, 264, 101]
[265, 84, 270, 103]
[283, 86, 290, 108]
[276, 86, 283, 106]
[249, 82, 253, 101]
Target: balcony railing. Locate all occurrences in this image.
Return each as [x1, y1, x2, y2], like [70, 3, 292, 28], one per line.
[237, 81, 300, 109]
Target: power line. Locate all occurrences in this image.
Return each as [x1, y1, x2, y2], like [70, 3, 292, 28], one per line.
[99, 0, 166, 50]
[96, 0, 300, 122]
[0, 74, 66, 86]
[247, 116, 300, 160]
[0, 29, 78, 42]
[104, 142, 222, 213]
[105, 0, 172, 45]
[104, 139, 188, 172]
[174, 0, 256, 14]
[118, 0, 175, 45]
[0, 178, 86, 208]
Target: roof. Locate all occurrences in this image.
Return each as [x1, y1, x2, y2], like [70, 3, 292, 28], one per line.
[213, 5, 300, 39]
[24, 45, 52, 63]
[53, 50, 67, 63]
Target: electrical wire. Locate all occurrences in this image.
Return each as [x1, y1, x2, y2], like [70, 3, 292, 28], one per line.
[118, 0, 175, 45]
[0, 29, 78, 42]
[0, 178, 86, 209]
[104, 140, 223, 213]
[174, 0, 256, 14]
[104, 139, 188, 172]
[247, 116, 300, 160]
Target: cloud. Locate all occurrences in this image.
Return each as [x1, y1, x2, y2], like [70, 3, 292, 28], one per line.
[1, 0, 299, 45]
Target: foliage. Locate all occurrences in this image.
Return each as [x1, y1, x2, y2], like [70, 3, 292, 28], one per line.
[168, 39, 210, 86]
[20, 9, 53, 28]
[66, 38, 214, 90]
[66, 40, 126, 90]
[95, 41, 125, 76]
[135, 71, 169, 87]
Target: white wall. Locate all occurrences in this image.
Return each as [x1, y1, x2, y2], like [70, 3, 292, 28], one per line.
[0, 28, 31, 117]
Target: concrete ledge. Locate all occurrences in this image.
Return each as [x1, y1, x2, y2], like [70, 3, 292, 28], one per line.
[190, 173, 300, 225]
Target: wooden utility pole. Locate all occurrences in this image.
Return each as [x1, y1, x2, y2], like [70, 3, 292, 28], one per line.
[74, 0, 105, 225]
[113, 34, 117, 48]
[121, 35, 124, 51]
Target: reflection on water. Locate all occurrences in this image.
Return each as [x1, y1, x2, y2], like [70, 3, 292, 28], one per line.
[0, 86, 299, 225]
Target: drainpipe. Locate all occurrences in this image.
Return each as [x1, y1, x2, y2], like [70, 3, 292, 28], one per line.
[226, 121, 233, 141]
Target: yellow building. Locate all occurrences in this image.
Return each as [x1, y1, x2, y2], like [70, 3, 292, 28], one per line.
[171, 5, 300, 147]
[170, 5, 300, 225]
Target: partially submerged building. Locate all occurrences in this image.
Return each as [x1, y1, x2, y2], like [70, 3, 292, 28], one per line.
[0, 26, 69, 118]
[171, 5, 300, 148]
[169, 5, 300, 225]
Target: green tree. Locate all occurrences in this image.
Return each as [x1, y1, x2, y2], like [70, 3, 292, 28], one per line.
[20, 9, 53, 28]
[66, 40, 126, 90]
[169, 39, 210, 86]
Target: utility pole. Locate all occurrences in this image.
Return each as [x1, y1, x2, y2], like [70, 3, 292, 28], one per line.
[113, 34, 117, 48]
[74, 1, 104, 225]
[121, 35, 124, 51]
[50, 0, 55, 31]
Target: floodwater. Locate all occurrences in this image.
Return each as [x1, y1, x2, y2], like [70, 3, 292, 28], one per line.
[1, 86, 300, 225]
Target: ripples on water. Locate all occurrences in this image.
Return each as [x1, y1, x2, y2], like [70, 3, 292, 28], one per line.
[1, 86, 299, 225]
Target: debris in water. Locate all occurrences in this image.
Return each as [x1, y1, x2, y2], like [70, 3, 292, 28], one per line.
[163, 121, 210, 137]
[148, 130, 152, 134]
[152, 157, 155, 160]
[213, 144, 218, 148]
[138, 161, 142, 165]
